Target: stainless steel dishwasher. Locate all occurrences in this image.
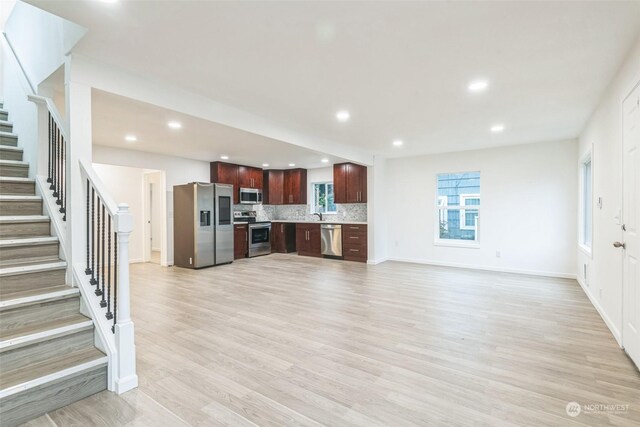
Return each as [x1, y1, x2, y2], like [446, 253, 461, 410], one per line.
[321, 224, 343, 257]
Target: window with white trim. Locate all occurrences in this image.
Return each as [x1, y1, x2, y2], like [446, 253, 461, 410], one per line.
[312, 182, 336, 214]
[581, 155, 592, 249]
[436, 172, 480, 243]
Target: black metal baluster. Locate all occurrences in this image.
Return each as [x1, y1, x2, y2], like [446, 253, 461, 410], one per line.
[95, 197, 102, 296]
[47, 113, 52, 183]
[112, 231, 118, 333]
[90, 188, 97, 285]
[56, 126, 61, 204]
[59, 135, 65, 216]
[106, 216, 113, 320]
[100, 203, 106, 307]
[85, 179, 91, 275]
[50, 123, 57, 192]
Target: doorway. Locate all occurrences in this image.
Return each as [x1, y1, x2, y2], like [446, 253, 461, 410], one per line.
[143, 170, 166, 265]
[622, 81, 640, 367]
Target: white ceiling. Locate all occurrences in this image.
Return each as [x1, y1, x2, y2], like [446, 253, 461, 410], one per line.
[92, 89, 346, 169]
[28, 0, 640, 159]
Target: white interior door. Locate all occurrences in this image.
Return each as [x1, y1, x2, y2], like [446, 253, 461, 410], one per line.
[622, 82, 640, 368]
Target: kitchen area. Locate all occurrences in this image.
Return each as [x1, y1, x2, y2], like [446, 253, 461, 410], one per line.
[172, 161, 368, 268]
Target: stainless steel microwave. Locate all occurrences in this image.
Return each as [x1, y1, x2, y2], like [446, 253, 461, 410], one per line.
[239, 187, 262, 205]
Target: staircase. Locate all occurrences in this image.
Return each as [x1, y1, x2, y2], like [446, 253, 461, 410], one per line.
[0, 104, 107, 426]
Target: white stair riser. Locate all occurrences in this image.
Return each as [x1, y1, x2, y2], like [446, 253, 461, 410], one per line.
[0, 296, 81, 334]
[0, 199, 42, 216]
[0, 268, 66, 296]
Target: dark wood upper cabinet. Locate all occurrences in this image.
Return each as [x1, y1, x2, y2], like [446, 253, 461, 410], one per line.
[283, 169, 307, 205]
[263, 170, 284, 205]
[237, 166, 263, 190]
[333, 162, 367, 204]
[210, 161, 239, 204]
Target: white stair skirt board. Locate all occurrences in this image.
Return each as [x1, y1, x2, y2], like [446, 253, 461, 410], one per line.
[0, 319, 93, 351]
[0, 357, 108, 399]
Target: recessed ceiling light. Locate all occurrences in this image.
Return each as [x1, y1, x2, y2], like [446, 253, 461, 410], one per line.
[288, 163, 295, 167]
[336, 110, 350, 122]
[220, 155, 229, 160]
[468, 79, 489, 93]
[321, 158, 329, 163]
[167, 121, 182, 129]
[124, 135, 137, 142]
[262, 163, 269, 167]
[100, 0, 118, 3]
[392, 139, 404, 147]
[490, 124, 505, 133]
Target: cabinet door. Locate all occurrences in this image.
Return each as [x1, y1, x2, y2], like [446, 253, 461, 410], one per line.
[211, 162, 239, 204]
[333, 163, 348, 204]
[295, 224, 308, 254]
[265, 170, 284, 205]
[233, 225, 247, 259]
[237, 165, 252, 188]
[271, 223, 283, 253]
[252, 168, 264, 190]
[307, 224, 322, 256]
[285, 169, 307, 204]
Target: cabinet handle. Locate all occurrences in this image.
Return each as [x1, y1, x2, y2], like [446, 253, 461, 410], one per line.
[349, 236, 359, 239]
[245, 232, 248, 241]
[349, 226, 360, 230]
[281, 224, 283, 232]
[349, 249, 359, 252]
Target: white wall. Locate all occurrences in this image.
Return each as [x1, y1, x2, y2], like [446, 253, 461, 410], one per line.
[386, 140, 578, 277]
[93, 163, 146, 263]
[576, 37, 640, 345]
[93, 145, 210, 265]
[147, 172, 163, 252]
[3, 1, 85, 90]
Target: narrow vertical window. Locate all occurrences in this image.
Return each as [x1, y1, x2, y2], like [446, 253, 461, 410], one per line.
[436, 172, 480, 245]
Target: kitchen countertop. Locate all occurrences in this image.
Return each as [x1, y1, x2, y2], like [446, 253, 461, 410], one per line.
[270, 220, 367, 225]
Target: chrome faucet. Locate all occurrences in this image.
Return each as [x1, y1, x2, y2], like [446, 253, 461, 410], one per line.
[313, 212, 323, 221]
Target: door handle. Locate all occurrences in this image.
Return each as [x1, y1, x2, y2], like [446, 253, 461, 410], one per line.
[613, 241, 626, 249]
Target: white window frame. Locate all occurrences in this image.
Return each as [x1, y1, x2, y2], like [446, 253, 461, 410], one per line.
[459, 194, 480, 231]
[311, 182, 337, 215]
[434, 172, 481, 249]
[579, 151, 593, 257]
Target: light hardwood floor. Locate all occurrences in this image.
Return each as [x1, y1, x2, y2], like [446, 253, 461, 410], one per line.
[27, 254, 640, 426]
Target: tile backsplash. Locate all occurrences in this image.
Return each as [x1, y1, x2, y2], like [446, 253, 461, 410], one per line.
[234, 203, 367, 222]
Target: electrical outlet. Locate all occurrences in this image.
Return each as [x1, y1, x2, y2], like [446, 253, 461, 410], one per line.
[495, 250, 501, 258]
[395, 241, 399, 247]
[189, 257, 193, 265]
[599, 288, 602, 299]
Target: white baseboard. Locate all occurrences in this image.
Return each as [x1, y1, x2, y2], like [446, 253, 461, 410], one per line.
[367, 258, 389, 265]
[129, 258, 144, 264]
[151, 247, 161, 252]
[576, 275, 622, 347]
[387, 256, 577, 279]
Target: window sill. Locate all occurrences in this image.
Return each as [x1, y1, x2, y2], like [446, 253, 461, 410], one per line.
[434, 240, 480, 249]
[578, 243, 592, 258]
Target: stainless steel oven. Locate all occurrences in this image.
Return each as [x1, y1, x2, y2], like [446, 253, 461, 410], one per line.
[248, 222, 271, 257]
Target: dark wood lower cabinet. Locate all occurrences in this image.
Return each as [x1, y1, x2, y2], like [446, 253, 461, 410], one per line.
[272, 223, 296, 253]
[296, 223, 321, 257]
[343, 224, 367, 262]
[234, 224, 248, 259]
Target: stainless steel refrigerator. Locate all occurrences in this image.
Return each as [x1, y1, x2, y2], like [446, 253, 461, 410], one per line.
[173, 183, 234, 268]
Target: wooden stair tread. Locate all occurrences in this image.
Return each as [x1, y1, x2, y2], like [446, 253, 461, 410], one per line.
[0, 216, 49, 223]
[0, 285, 77, 310]
[0, 236, 58, 247]
[0, 261, 66, 276]
[0, 347, 107, 394]
[0, 314, 91, 343]
[0, 256, 61, 268]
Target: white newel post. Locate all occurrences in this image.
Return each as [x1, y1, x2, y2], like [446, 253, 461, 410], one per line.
[26, 96, 49, 178]
[114, 203, 138, 394]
